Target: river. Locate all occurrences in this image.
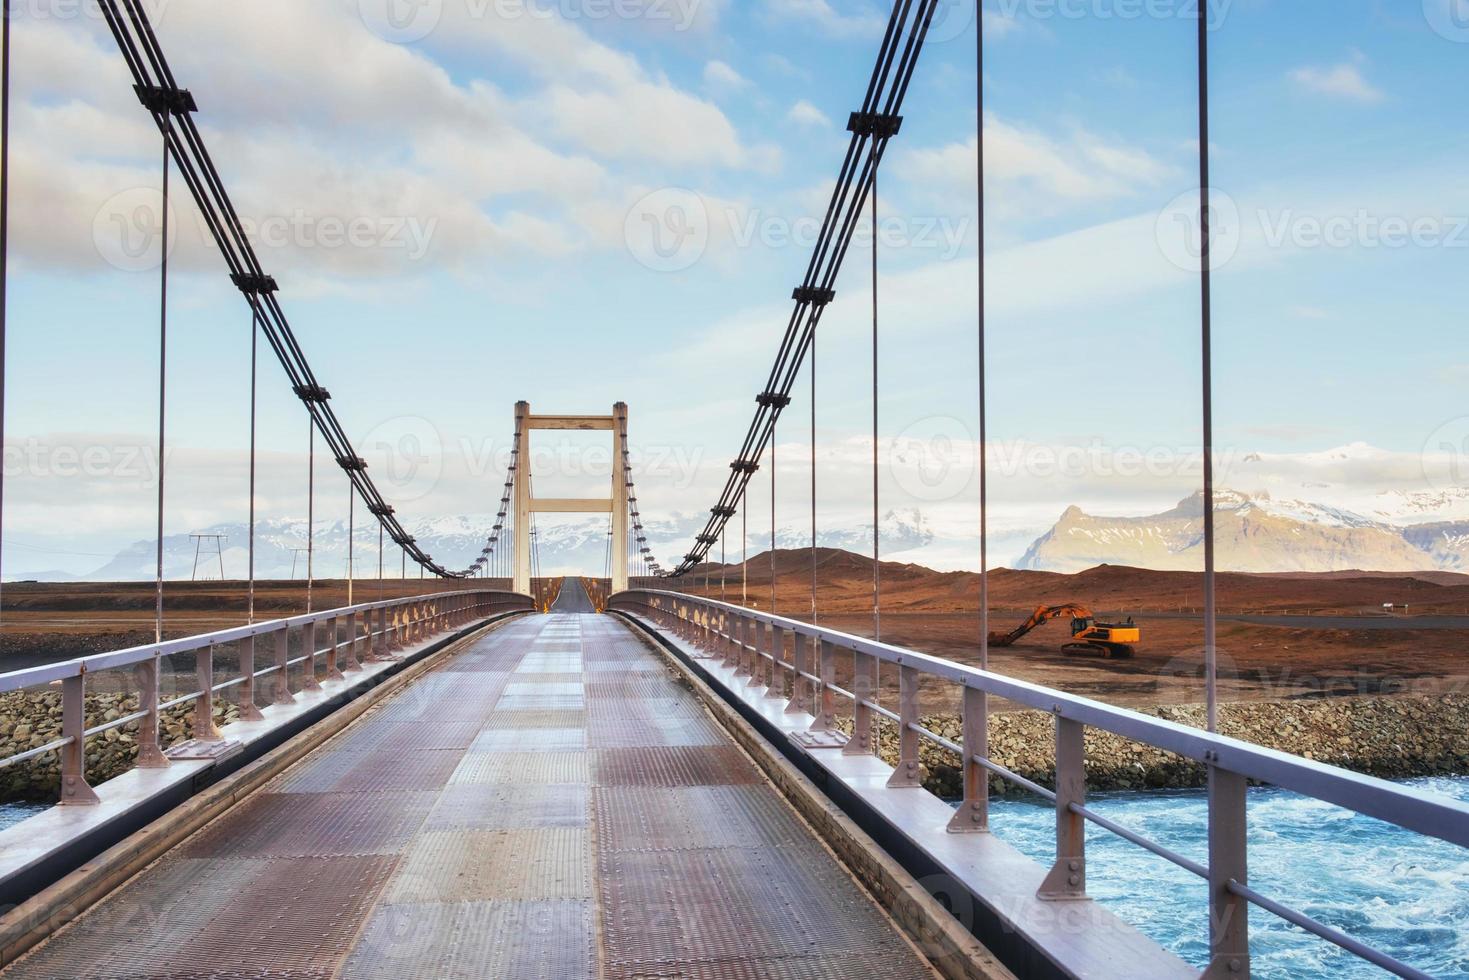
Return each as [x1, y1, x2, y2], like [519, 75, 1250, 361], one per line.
[985, 776, 1469, 978]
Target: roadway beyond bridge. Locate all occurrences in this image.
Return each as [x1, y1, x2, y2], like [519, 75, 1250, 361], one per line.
[3, 582, 942, 980]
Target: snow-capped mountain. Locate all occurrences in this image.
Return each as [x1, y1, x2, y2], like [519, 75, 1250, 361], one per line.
[74, 508, 935, 581]
[1017, 490, 1469, 574]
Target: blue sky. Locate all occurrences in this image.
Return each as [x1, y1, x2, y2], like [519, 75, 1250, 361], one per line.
[3, 0, 1467, 575]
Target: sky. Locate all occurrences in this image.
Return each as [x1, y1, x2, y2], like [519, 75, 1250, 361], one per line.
[2, 0, 1467, 577]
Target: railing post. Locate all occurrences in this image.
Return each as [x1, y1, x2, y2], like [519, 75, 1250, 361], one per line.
[886, 665, 924, 787]
[273, 626, 295, 705]
[237, 635, 265, 722]
[1205, 765, 1250, 979]
[376, 605, 392, 657]
[302, 621, 322, 691]
[809, 639, 838, 733]
[133, 656, 170, 768]
[843, 650, 876, 756]
[764, 624, 785, 699]
[194, 645, 223, 741]
[343, 611, 362, 672]
[732, 616, 750, 677]
[749, 618, 762, 682]
[785, 632, 811, 715]
[947, 685, 989, 833]
[59, 674, 100, 805]
[324, 616, 344, 681]
[1038, 717, 1087, 900]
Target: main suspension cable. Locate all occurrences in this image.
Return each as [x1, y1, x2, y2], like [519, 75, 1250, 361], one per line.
[96, 0, 466, 578]
[672, 0, 939, 577]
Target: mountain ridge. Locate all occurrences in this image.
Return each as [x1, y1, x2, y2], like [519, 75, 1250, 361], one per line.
[1018, 490, 1469, 574]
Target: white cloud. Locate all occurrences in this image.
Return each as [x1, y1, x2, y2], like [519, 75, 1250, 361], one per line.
[703, 59, 750, 91]
[1290, 58, 1384, 105]
[5, 0, 776, 289]
[893, 114, 1177, 223]
[787, 100, 832, 127]
[982, 9, 1023, 38]
[761, 0, 887, 38]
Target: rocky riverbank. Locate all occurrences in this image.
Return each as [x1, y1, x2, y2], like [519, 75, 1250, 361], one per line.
[5, 688, 1467, 804]
[0, 690, 242, 802]
[843, 693, 1469, 798]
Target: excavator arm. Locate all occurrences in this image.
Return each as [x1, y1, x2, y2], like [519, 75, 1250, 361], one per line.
[987, 604, 1094, 647]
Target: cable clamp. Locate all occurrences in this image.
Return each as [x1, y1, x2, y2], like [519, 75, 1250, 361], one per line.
[230, 272, 279, 295]
[847, 111, 903, 139]
[731, 459, 761, 474]
[712, 505, 737, 519]
[367, 503, 395, 517]
[757, 392, 792, 409]
[792, 286, 836, 306]
[336, 456, 368, 472]
[293, 383, 331, 403]
[134, 84, 198, 116]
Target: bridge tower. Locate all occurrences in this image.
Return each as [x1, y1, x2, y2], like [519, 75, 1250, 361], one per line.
[513, 402, 629, 596]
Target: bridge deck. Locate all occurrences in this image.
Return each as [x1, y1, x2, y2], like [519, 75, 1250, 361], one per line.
[6, 599, 938, 979]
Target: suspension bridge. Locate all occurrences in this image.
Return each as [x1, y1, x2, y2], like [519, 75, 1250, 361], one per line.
[0, 2, 1465, 979]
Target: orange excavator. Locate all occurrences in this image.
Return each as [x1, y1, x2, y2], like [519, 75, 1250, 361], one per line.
[988, 604, 1139, 659]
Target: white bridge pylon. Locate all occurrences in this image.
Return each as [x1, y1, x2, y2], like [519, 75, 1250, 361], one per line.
[513, 401, 629, 597]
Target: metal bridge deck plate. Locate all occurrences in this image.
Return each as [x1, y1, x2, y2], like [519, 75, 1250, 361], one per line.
[182, 792, 438, 859]
[592, 746, 764, 786]
[448, 750, 589, 786]
[385, 828, 591, 903]
[425, 783, 588, 831]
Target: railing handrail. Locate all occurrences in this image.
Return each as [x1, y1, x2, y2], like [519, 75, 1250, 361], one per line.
[0, 588, 531, 695]
[616, 588, 1466, 977]
[613, 588, 1469, 850]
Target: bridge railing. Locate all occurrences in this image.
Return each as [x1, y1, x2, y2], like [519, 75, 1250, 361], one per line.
[612, 589, 1469, 980]
[0, 589, 534, 804]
